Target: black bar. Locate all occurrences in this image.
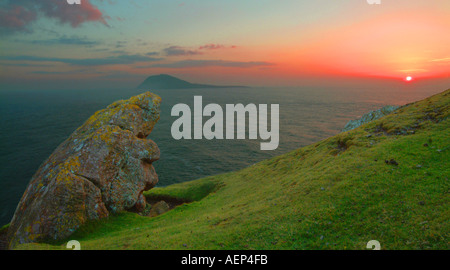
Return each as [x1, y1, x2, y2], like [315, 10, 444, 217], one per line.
[0, 250, 446, 268]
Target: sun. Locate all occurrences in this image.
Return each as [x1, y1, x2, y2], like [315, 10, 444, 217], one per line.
[405, 76, 413, 82]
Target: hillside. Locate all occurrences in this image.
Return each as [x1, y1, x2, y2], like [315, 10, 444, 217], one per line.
[14, 89, 450, 250]
[137, 74, 247, 90]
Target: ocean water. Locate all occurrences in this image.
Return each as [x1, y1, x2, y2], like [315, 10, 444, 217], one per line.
[0, 85, 444, 225]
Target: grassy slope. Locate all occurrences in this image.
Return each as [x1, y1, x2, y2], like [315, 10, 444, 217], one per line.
[17, 89, 449, 250]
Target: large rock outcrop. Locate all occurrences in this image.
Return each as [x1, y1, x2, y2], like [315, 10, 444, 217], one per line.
[342, 105, 399, 132]
[7, 92, 161, 248]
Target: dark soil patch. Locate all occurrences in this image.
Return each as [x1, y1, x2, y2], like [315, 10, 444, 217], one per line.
[332, 137, 354, 155]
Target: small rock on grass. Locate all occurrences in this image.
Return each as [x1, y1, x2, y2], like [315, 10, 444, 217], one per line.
[148, 201, 170, 217]
[385, 159, 399, 166]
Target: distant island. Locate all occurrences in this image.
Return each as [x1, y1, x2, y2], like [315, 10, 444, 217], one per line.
[137, 74, 248, 90]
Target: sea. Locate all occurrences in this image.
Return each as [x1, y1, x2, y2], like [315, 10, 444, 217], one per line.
[0, 84, 445, 225]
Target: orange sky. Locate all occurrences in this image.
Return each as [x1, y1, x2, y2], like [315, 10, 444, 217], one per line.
[0, 1, 449, 89]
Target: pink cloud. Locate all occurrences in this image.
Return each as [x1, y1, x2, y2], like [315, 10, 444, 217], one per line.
[0, 0, 108, 34]
[40, 0, 108, 27]
[0, 5, 36, 33]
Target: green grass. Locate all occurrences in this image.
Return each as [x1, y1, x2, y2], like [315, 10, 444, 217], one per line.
[145, 177, 223, 202]
[15, 89, 450, 250]
[0, 224, 9, 234]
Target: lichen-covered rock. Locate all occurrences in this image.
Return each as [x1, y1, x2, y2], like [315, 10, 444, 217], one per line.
[342, 105, 399, 132]
[7, 92, 161, 249]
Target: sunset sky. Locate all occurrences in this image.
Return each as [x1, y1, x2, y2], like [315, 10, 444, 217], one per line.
[0, 0, 449, 89]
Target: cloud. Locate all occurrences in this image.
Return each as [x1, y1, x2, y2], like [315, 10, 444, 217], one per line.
[3, 54, 163, 66]
[0, 0, 108, 35]
[27, 35, 101, 46]
[29, 68, 105, 75]
[115, 40, 127, 48]
[0, 5, 36, 34]
[31, 71, 73, 75]
[198, 44, 236, 50]
[149, 59, 274, 69]
[0, 62, 52, 67]
[397, 69, 428, 73]
[162, 44, 237, 56]
[199, 44, 225, 50]
[163, 46, 202, 56]
[430, 57, 450, 62]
